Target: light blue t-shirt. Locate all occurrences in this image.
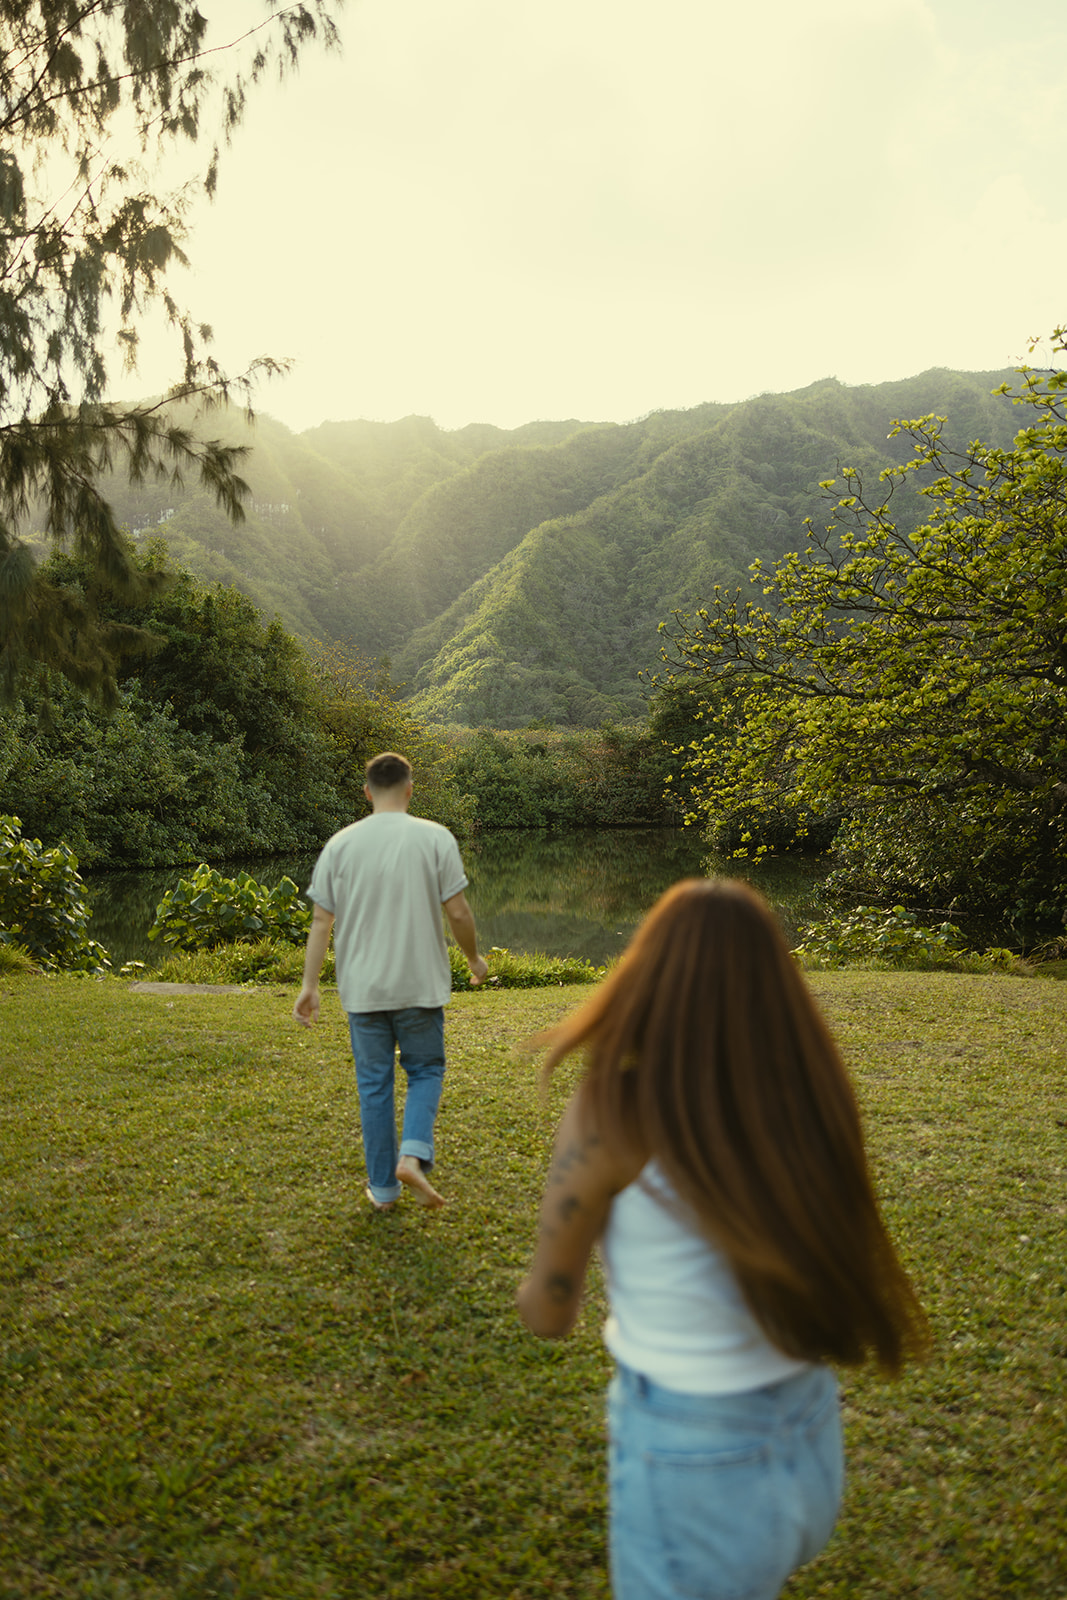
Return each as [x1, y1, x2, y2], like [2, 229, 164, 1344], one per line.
[307, 812, 468, 1012]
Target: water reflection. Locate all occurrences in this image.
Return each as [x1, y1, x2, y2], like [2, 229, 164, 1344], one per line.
[84, 856, 319, 970]
[463, 831, 829, 964]
[86, 830, 833, 969]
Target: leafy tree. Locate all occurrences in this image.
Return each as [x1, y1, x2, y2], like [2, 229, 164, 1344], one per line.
[0, 1, 339, 702]
[0, 683, 267, 867]
[35, 538, 348, 844]
[657, 339, 1067, 928]
[309, 640, 474, 836]
[450, 725, 677, 829]
[0, 549, 474, 868]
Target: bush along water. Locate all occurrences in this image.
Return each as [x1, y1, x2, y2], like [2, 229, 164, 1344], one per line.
[450, 726, 678, 829]
[792, 904, 1019, 972]
[150, 937, 333, 987]
[449, 943, 604, 989]
[148, 865, 311, 952]
[0, 815, 110, 973]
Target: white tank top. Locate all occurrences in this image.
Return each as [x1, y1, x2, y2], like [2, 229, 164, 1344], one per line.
[600, 1163, 810, 1395]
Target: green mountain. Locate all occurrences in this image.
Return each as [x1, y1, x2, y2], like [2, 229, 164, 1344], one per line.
[79, 368, 1020, 726]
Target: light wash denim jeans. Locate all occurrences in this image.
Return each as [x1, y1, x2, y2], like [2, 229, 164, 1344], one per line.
[347, 1007, 446, 1204]
[607, 1362, 842, 1600]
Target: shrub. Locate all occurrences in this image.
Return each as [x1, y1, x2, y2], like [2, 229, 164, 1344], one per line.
[0, 939, 37, 975]
[150, 938, 333, 986]
[148, 865, 312, 952]
[792, 903, 1020, 972]
[449, 943, 604, 989]
[0, 816, 110, 973]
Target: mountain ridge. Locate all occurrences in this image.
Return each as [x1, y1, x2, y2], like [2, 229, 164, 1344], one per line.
[76, 367, 1021, 725]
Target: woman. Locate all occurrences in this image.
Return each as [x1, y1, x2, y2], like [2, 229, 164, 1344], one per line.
[517, 879, 928, 1600]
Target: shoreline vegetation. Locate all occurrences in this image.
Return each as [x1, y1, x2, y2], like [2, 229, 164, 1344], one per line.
[1, 971, 1065, 1597]
[5, 821, 1066, 985]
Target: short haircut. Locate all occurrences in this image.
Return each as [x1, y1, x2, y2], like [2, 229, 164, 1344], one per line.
[364, 751, 412, 790]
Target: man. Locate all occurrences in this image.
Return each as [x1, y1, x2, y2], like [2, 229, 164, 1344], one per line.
[293, 751, 488, 1211]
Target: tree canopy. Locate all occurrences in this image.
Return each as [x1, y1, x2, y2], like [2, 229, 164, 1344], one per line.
[0, 1, 339, 702]
[0, 542, 470, 868]
[656, 335, 1067, 930]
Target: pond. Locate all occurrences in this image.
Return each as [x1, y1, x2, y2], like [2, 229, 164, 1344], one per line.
[85, 828, 834, 970]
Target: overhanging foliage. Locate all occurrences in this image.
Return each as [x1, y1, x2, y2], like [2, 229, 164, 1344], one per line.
[0, 2, 339, 702]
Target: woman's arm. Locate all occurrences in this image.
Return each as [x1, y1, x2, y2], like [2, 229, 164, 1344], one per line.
[517, 1088, 641, 1339]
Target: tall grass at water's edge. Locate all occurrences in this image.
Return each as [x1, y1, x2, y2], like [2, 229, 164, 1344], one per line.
[139, 938, 605, 991]
[0, 973, 1065, 1599]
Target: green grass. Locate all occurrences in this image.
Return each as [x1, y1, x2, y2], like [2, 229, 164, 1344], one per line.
[1, 971, 1065, 1598]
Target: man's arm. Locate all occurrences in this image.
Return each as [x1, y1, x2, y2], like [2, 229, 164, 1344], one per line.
[293, 903, 335, 1027]
[517, 1089, 637, 1338]
[442, 890, 488, 985]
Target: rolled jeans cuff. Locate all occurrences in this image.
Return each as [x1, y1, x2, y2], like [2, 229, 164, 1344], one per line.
[400, 1139, 434, 1168]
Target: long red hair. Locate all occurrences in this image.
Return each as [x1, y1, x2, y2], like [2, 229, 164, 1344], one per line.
[535, 879, 928, 1373]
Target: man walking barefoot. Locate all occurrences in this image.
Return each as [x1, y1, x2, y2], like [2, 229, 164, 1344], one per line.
[293, 752, 488, 1210]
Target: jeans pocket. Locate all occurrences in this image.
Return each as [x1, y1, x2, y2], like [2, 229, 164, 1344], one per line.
[645, 1441, 788, 1600]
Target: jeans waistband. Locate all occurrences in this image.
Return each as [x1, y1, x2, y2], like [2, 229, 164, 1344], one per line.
[613, 1359, 833, 1426]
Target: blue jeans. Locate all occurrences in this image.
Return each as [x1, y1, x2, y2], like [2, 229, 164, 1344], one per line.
[607, 1362, 843, 1600]
[347, 1007, 446, 1204]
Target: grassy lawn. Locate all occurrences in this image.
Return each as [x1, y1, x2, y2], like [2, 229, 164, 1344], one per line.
[1, 971, 1065, 1598]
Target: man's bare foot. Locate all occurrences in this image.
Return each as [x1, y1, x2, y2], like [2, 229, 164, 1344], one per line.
[364, 1185, 397, 1213]
[396, 1155, 446, 1208]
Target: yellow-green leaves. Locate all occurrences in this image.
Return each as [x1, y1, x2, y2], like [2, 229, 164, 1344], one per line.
[656, 357, 1067, 922]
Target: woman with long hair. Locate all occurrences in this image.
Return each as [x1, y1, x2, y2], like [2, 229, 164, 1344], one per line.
[517, 878, 928, 1600]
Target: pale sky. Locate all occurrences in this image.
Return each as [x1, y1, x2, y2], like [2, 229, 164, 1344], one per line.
[116, 0, 1067, 433]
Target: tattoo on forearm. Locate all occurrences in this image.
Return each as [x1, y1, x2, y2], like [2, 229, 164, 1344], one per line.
[546, 1272, 574, 1304]
[536, 1189, 581, 1241]
[548, 1133, 601, 1187]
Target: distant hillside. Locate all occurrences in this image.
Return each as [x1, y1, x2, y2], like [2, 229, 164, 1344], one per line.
[76, 368, 1020, 725]
[84, 409, 597, 648]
